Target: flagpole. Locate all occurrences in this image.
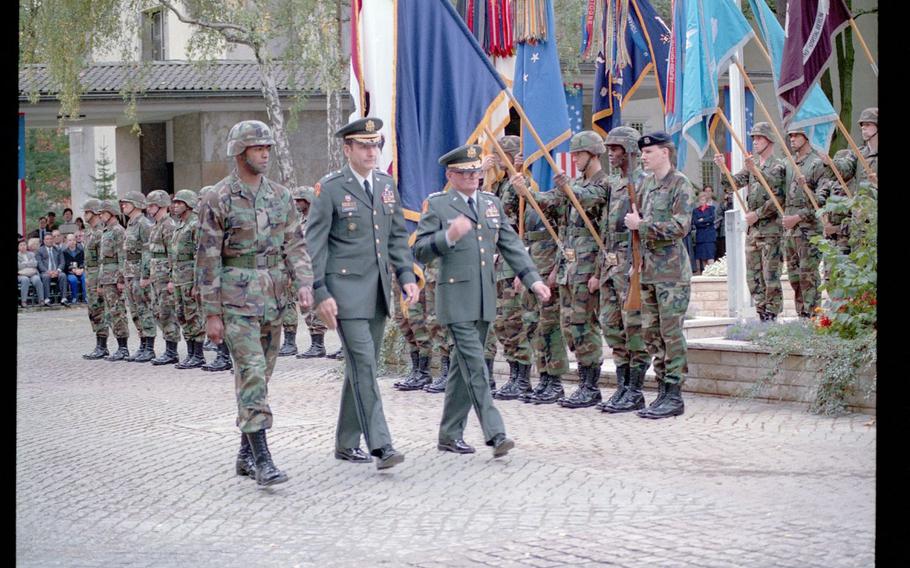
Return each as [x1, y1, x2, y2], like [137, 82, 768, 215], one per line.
[506, 92, 606, 250]
[849, 19, 878, 76]
[709, 116, 750, 213]
[818, 151, 853, 198]
[483, 124, 565, 252]
[732, 58, 819, 211]
[716, 111, 786, 217]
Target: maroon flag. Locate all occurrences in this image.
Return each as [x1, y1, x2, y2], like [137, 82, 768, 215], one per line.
[778, 0, 852, 122]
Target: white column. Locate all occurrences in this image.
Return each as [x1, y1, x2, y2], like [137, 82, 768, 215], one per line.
[67, 126, 95, 220]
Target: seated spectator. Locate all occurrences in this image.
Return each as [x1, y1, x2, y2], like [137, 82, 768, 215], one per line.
[37, 233, 68, 306]
[18, 239, 44, 307]
[46, 211, 59, 231]
[27, 237, 39, 253]
[692, 190, 717, 275]
[74, 230, 85, 251]
[62, 234, 86, 303]
[52, 229, 64, 250]
[59, 207, 79, 235]
[27, 216, 49, 242]
[75, 217, 85, 231]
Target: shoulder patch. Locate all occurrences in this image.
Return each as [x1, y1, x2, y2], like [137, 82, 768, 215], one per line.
[421, 199, 429, 213]
[320, 171, 344, 185]
[479, 190, 495, 196]
[314, 182, 321, 198]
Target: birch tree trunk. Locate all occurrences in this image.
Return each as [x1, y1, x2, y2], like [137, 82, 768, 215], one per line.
[254, 47, 298, 187]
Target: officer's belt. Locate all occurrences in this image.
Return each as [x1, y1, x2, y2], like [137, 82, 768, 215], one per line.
[126, 252, 142, 261]
[223, 254, 281, 269]
[525, 230, 550, 242]
[150, 252, 168, 259]
[645, 239, 675, 249]
[175, 253, 195, 262]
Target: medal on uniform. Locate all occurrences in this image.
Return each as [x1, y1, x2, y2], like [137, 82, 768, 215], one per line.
[485, 202, 499, 218]
[341, 194, 358, 213]
[381, 185, 395, 204]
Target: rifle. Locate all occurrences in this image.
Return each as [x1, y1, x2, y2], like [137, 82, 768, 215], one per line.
[623, 159, 642, 311]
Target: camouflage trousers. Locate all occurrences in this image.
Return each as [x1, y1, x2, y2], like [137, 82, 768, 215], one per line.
[304, 310, 327, 335]
[174, 283, 205, 343]
[151, 281, 181, 342]
[125, 277, 157, 338]
[101, 283, 129, 339]
[784, 232, 822, 318]
[424, 280, 451, 357]
[85, 271, 109, 337]
[745, 236, 783, 316]
[489, 279, 531, 364]
[393, 278, 420, 352]
[559, 281, 603, 367]
[282, 299, 298, 334]
[522, 281, 569, 376]
[223, 312, 280, 433]
[406, 281, 432, 357]
[641, 282, 690, 385]
[599, 272, 649, 367]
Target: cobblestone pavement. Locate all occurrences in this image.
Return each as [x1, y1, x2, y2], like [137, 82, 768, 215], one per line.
[17, 308, 875, 567]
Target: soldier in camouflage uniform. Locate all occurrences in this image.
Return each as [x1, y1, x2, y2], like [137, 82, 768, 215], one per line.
[293, 187, 332, 359]
[196, 120, 313, 486]
[120, 191, 158, 361]
[395, 260, 435, 391]
[625, 132, 696, 419]
[531, 131, 606, 404]
[278, 186, 317, 357]
[479, 136, 534, 399]
[169, 190, 207, 369]
[196, 185, 233, 372]
[81, 199, 111, 360]
[715, 122, 788, 321]
[422, 258, 455, 393]
[390, 274, 423, 383]
[97, 200, 131, 361]
[781, 128, 826, 318]
[817, 148, 855, 260]
[144, 190, 181, 364]
[830, 107, 878, 248]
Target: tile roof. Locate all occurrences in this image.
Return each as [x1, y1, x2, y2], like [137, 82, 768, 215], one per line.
[19, 60, 319, 98]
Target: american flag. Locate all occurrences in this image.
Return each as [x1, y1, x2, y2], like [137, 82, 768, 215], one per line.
[553, 83, 583, 179]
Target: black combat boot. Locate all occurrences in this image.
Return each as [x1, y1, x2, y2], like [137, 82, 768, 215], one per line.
[606, 363, 648, 413]
[398, 355, 432, 391]
[493, 361, 519, 400]
[203, 342, 232, 372]
[597, 363, 630, 412]
[296, 334, 326, 358]
[326, 347, 344, 360]
[532, 374, 564, 404]
[520, 373, 550, 403]
[513, 363, 533, 398]
[235, 433, 256, 478]
[176, 340, 199, 369]
[638, 382, 685, 419]
[203, 338, 218, 351]
[561, 364, 603, 408]
[557, 365, 588, 407]
[152, 340, 180, 365]
[394, 350, 421, 389]
[424, 355, 449, 393]
[486, 358, 496, 392]
[278, 329, 297, 357]
[132, 336, 156, 363]
[186, 340, 207, 368]
[83, 334, 109, 360]
[635, 378, 667, 417]
[106, 337, 131, 362]
[245, 430, 288, 486]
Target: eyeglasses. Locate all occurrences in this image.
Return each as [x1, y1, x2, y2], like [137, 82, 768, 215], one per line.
[451, 170, 481, 178]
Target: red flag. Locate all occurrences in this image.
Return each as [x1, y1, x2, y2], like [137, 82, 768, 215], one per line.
[777, 0, 852, 123]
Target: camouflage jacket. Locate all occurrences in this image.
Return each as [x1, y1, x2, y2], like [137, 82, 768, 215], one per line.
[784, 151, 825, 236]
[84, 224, 102, 276]
[98, 222, 126, 286]
[636, 168, 697, 284]
[145, 215, 176, 283]
[536, 169, 607, 284]
[501, 178, 561, 278]
[721, 156, 787, 238]
[123, 213, 153, 279]
[169, 213, 198, 287]
[832, 143, 878, 194]
[196, 170, 313, 318]
[490, 177, 522, 282]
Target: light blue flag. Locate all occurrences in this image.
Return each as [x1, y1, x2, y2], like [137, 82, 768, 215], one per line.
[748, 0, 837, 152]
[513, 0, 571, 192]
[665, 0, 753, 163]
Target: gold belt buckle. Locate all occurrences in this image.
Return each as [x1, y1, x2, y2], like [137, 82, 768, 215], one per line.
[563, 248, 576, 263]
[605, 252, 619, 266]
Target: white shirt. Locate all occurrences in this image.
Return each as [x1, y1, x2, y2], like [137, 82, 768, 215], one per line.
[350, 167, 375, 197]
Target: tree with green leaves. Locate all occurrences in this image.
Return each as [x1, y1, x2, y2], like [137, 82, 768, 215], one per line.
[24, 128, 71, 232]
[90, 144, 117, 201]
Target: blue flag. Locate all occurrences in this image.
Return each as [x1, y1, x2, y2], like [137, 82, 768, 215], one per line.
[665, 0, 753, 166]
[748, 0, 837, 152]
[723, 85, 755, 154]
[513, 0, 571, 192]
[593, 0, 671, 137]
[395, 0, 508, 224]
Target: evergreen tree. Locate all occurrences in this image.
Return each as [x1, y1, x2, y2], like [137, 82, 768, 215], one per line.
[90, 144, 117, 201]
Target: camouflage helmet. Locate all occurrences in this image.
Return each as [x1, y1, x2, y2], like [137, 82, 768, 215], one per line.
[569, 130, 606, 155]
[198, 185, 215, 198]
[748, 122, 775, 142]
[119, 191, 147, 210]
[833, 148, 853, 161]
[497, 135, 521, 157]
[857, 107, 878, 126]
[146, 189, 171, 208]
[785, 126, 807, 138]
[100, 199, 120, 216]
[605, 126, 642, 155]
[226, 120, 275, 157]
[172, 189, 198, 209]
[82, 198, 101, 213]
[292, 186, 316, 203]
